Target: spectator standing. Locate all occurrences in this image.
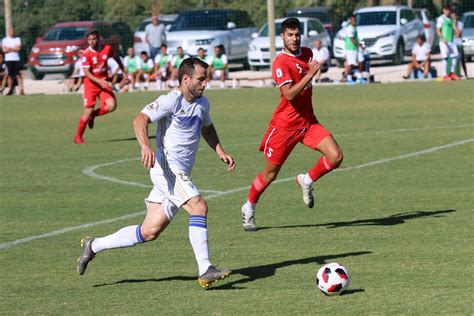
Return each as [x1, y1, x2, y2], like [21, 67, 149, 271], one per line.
[436, 5, 460, 81]
[207, 45, 228, 89]
[344, 15, 365, 84]
[145, 15, 167, 61]
[311, 39, 330, 83]
[403, 35, 431, 79]
[2, 27, 24, 95]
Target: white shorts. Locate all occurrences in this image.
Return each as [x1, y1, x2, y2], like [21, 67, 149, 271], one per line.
[211, 69, 227, 80]
[345, 49, 363, 66]
[145, 159, 200, 220]
[439, 41, 459, 59]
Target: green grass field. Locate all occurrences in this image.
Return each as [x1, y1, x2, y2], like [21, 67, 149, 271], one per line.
[1, 81, 473, 314]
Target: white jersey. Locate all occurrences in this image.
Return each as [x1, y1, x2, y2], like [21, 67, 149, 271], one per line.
[141, 90, 213, 174]
[412, 42, 431, 61]
[2, 36, 21, 61]
[311, 47, 330, 64]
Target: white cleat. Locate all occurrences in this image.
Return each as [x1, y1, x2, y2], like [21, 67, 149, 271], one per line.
[296, 174, 314, 208]
[241, 205, 256, 232]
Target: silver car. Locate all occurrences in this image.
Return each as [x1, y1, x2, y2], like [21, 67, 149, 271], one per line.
[461, 11, 474, 60]
[247, 17, 331, 70]
[413, 8, 437, 49]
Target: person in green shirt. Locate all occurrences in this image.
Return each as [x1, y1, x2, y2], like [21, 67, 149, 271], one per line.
[138, 51, 154, 90]
[153, 44, 172, 90]
[123, 47, 141, 90]
[169, 46, 190, 88]
[344, 15, 365, 84]
[197, 47, 207, 63]
[207, 45, 228, 88]
[436, 4, 460, 80]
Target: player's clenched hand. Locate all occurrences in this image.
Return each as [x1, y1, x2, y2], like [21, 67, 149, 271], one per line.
[220, 154, 235, 171]
[141, 146, 155, 169]
[99, 78, 112, 89]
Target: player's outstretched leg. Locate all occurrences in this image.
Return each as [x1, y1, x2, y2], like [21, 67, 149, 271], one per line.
[296, 174, 315, 208]
[76, 237, 95, 275]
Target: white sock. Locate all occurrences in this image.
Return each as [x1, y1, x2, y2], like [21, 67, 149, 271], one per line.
[347, 74, 353, 81]
[303, 173, 313, 186]
[451, 58, 457, 73]
[220, 82, 225, 88]
[355, 71, 362, 79]
[144, 82, 149, 89]
[156, 79, 162, 90]
[441, 59, 448, 77]
[91, 225, 144, 253]
[189, 216, 212, 276]
[244, 200, 256, 211]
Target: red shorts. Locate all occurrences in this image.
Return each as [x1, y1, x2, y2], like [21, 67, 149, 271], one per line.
[259, 124, 331, 166]
[83, 81, 115, 108]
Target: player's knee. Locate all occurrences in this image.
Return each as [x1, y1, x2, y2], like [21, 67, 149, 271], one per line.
[141, 225, 162, 241]
[328, 148, 343, 167]
[189, 199, 208, 216]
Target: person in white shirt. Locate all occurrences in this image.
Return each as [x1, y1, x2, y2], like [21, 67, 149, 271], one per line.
[403, 35, 431, 79]
[107, 57, 128, 92]
[145, 15, 167, 61]
[311, 39, 330, 83]
[66, 50, 85, 92]
[2, 27, 24, 95]
[76, 57, 235, 289]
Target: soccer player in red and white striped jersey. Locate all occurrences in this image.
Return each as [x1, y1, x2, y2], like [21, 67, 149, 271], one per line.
[241, 18, 344, 231]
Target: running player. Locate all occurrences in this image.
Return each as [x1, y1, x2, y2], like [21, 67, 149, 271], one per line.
[77, 57, 235, 289]
[74, 30, 126, 144]
[240, 17, 343, 231]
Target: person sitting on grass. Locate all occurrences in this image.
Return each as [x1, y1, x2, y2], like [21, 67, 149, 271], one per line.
[403, 35, 431, 80]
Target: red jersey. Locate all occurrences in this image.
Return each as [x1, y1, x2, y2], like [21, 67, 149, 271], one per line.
[82, 44, 114, 81]
[270, 47, 318, 129]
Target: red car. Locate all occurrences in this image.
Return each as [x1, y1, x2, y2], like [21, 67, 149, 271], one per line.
[28, 21, 132, 80]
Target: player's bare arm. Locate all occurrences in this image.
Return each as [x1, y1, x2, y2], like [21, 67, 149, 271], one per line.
[201, 124, 235, 171]
[280, 60, 320, 101]
[133, 112, 155, 169]
[83, 67, 111, 89]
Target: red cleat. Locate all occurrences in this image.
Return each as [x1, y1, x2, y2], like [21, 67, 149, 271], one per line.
[449, 73, 460, 81]
[442, 76, 451, 81]
[74, 137, 86, 144]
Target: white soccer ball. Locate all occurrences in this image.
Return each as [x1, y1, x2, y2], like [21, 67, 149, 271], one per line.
[316, 262, 350, 296]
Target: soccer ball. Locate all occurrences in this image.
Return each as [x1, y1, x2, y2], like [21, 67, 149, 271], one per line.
[316, 262, 350, 296]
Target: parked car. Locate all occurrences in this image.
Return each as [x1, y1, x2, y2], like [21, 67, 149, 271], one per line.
[248, 17, 331, 70]
[28, 21, 133, 80]
[333, 6, 424, 65]
[133, 14, 177, 55]
[286, 6, 340, 39]
[413, 8, 437, 49]
[461, 11, 474, 61]
[166, 9, 257, 64]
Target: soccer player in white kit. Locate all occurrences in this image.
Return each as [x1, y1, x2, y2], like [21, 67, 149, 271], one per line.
[77, 57, 235, 289]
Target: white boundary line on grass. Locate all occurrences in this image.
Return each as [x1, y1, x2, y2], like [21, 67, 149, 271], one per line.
[1, 137, 472, 250]
[82, 124, 474, 190]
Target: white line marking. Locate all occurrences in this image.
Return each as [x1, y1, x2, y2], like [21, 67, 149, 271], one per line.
[2, 137, 472, 250]
[82, 124, 474, 189]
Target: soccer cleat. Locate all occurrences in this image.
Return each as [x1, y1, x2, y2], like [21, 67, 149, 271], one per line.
[449, 73, 460, 81]
[74, 136, 86, 144]
[346, 80, 356, 85]
[241, 204, 256, 232]
[198, 265, 231, 289]
[442, 76, 451, 81]
[76, 237, 95, 275]
[296, 174, 314, 208]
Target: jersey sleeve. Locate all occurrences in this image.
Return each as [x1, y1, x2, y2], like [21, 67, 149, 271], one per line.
[272, 56, 292, 87]
[81, 51, 91, 69]
[221, 54, 228, 65]
[201, 97, 213, 126]
[141, 94, 175, 122]
[346, 26, 354, 37]
[170, 56, 177, 66]
[436, 16, 444, 28]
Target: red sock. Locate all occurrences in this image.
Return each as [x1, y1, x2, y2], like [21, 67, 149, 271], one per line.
[93, 106, 109, 117]
[308, 156, 336, 182]
[75, 117, 88, 139]
[248, 175, 270, 203]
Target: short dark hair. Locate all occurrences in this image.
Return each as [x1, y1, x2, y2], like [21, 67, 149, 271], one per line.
[443, 4, 451, 10]
[349, 14, 356, 19]
[281, 17, 300, 33]
[87, 30, 99, 37]
[140, 51, 148, 55]
[416, 35, 425, 41]
[160, 44, 167, 49]
[178, 57, 208, 84]
[198, 47, 205, 52]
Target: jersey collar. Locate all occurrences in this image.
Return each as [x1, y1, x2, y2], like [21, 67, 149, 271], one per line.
[281, 48, 302, 57]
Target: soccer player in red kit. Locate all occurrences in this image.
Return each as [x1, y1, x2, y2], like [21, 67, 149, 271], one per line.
[74, 30, 126, 144]
[241, 17, 343, 231]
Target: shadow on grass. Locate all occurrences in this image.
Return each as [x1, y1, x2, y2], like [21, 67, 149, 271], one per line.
[94, 251, 371, 290]
[341, 288, 365, 295]
[257, 209, 456, 231]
